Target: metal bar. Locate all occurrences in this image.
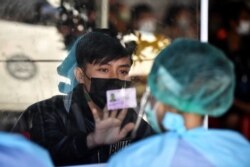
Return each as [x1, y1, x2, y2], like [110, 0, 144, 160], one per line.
[95, 0, 109, 28]
[200, 0, 209, 42]
[200, 0, 209, 129]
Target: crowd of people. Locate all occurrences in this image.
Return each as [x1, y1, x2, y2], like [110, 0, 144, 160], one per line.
[208, 1, 250, 140]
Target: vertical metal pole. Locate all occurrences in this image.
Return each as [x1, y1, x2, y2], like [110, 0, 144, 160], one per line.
[95, 0, 109, 28]
[200, 0, 209, 129]
[200, 0, 209, 42]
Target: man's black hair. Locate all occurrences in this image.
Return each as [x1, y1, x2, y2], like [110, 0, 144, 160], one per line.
[75, 30, 133, 68]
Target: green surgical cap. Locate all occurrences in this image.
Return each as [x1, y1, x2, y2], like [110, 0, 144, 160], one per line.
[148, 38, 235, 117]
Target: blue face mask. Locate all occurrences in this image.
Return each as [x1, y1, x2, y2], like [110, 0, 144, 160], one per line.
[162, 112, 186, 135]
[144, 103, 162, 133]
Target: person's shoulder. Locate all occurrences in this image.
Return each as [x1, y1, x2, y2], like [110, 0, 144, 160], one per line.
[208, 129, 250, 165]
[185, 128, 249, 147]
[185, 128, 250, 166]
[200, 128, 249, 143]
[108, 134, 164, 167]
[0, 132, 53, 167]
[209, 129, 250, 147]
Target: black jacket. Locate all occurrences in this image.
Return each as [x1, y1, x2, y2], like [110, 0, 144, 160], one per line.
[18, 84, 154, 166]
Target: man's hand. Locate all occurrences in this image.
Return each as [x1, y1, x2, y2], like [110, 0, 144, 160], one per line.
[87, 107, 135, 148]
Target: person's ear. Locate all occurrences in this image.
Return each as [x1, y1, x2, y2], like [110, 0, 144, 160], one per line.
[74, 67, 85, 83]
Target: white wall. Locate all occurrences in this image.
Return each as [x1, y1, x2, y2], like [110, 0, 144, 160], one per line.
[0, 20, 67, 111]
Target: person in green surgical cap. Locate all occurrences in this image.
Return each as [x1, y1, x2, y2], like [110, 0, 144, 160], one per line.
[108, 38, 250, 167]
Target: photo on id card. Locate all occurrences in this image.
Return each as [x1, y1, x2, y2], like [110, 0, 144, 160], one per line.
[106, 87, 137, 110]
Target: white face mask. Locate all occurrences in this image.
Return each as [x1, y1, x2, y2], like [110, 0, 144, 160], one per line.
[138, 19, 156, 33]
[237, 20, 250, 35]
[177, 17, 190, 29]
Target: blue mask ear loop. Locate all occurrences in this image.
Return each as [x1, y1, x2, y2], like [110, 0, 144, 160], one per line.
[131, 87, 151, 138]
[146, 101, 162, 133]
[162, 112, 186, 135]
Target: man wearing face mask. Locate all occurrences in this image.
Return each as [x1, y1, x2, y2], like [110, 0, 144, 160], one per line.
[19, 30, 154, 166]
[130, 3, 157, 33]
[108, 38, 250, 167]
[163, 5, 197, 39]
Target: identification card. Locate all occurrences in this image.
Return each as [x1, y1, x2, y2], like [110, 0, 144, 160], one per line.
[106, 87, 137, 110]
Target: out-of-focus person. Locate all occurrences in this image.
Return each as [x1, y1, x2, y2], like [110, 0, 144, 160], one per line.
[0, 132, 53, 167]
[209, 1, 250, 140]
[129, 3, 157, 34]
[162, 4, 198, 39]
[109, 1, 131, 33]
[0, 0, 58, 24]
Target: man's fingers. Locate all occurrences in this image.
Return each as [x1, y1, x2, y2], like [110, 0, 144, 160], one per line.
[103, 105, 109, 119]
[117, 109, 128, 121]
[91, 108, 101, 123]
[119, 123, 135, 139]
[100, 118, 121, 128]
[110, 110, 118, 118]
[88, 100, 103, 118]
